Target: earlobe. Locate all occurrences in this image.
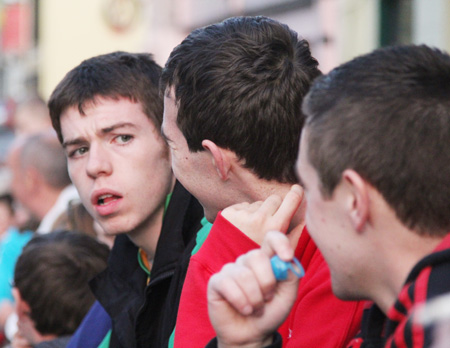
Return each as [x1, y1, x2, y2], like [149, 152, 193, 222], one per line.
[342, 169, 370, 233]
[201, 140, 230, 181]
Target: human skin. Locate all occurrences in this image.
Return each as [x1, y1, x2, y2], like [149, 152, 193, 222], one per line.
[60, 97, 174, 256]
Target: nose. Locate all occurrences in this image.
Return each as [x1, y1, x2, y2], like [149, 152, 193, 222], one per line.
[86, 143, 112, 178]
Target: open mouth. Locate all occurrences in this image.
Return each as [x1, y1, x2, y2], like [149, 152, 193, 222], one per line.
[97, 194, 120, 206]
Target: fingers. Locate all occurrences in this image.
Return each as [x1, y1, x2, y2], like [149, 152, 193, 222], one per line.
[222, 201, 262, 218]
[208, 262, 267, 316]
[272, 185, 304, 233]
[208, 249, 279, 316]
[236, 250, 277, 301]
[258, 195, 283, 216]
[261, 231, 295, 262]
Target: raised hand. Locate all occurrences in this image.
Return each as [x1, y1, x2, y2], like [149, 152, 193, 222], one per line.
[221, 185, 304, 245]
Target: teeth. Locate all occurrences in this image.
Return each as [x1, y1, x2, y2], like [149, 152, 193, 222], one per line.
[98, 194, 113, 205]
[99, 194, 113, 199]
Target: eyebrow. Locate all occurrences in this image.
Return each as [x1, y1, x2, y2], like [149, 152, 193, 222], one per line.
[100, 122, 137, 134]
[62, 122, 137, 148]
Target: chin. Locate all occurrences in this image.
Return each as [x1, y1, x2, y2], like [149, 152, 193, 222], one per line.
[98, 220, 132, 236]
[331, 281, 363, 302]
[204, 209, 218, 223]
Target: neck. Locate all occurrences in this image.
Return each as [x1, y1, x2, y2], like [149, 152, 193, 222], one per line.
[126, 177, 175, 261]
[366, 222, 444, 314]
[27, 326, 58, 346]
[127, 206, 165, 262]
[233, 168, 292, 202]
[239, 175, 306, 223]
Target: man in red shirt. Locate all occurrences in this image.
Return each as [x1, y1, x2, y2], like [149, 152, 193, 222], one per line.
[161, 15, 364, 348]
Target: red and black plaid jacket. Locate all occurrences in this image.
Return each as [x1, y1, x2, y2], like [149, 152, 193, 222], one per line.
[348, 233, 450, 348]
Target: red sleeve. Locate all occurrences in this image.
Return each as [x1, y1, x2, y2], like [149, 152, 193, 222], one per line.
[174, 212, 260, 348]
[282, 249, 364, 348]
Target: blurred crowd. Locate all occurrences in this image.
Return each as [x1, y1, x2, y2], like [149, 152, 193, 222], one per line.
[0, 96, 114, 347]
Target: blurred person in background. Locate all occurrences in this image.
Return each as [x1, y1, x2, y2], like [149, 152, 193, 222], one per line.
[0, 193, 34, 345]
[6, 132, 79, 234]
[9, 230, 109, 348]
[53, 201, 115, 249]
[12, 97, 53, 138]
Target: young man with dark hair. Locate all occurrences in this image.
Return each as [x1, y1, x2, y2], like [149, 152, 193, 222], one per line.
[207, 44, 450, 348]
[161, 16, 364, 347]
[48, 51, 208, 348]
[12, 230, 109, 348]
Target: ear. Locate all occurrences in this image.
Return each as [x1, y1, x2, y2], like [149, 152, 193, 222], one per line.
[12, 288, 31, 319]
[201, 140, 231, 181]
[342, 169, 370, 233]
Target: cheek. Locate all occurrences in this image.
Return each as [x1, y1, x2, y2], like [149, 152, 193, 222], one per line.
[67, 161, 79, 183]
[305, 209, 328, 248]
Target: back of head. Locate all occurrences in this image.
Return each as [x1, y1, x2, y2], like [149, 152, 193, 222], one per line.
[48, 51, 163, 143]
[14, 230, 109, 336]
[20, 132, 71, 189]
[14, 96, 52, 136]
[302, 44, 450, 236]
[161, 16, 321, 183]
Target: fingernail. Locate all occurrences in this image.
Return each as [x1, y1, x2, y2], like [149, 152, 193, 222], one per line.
[291, 185, 303, 195]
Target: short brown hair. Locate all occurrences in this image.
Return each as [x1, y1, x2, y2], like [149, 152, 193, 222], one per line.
[161, 16, 321, 183]
[14, 231, 109, 336]
[303, 45, 450, 236]
[48, 51, 163, 143]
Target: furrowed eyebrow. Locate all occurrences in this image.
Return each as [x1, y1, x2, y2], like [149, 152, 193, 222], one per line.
[100, 122, 137, 134]
[62, 138, 86, 149]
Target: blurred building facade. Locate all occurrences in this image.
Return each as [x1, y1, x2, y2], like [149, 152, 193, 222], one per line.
[0, 0, 449, 104]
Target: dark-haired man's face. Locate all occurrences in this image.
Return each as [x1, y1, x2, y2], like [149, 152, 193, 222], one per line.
[60, 97, 173, 237]
[162, 89, 225, 222]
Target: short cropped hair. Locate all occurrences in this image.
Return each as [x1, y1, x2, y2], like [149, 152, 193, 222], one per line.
[14, 231, 109, 336]
[161, 16, 321, 183]
[48, 51, 163, 143]
[20, 132, 71, 189]
[302, 45, 450, 236]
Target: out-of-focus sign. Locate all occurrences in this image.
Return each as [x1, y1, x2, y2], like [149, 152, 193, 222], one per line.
[1, 2, 33, 54]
